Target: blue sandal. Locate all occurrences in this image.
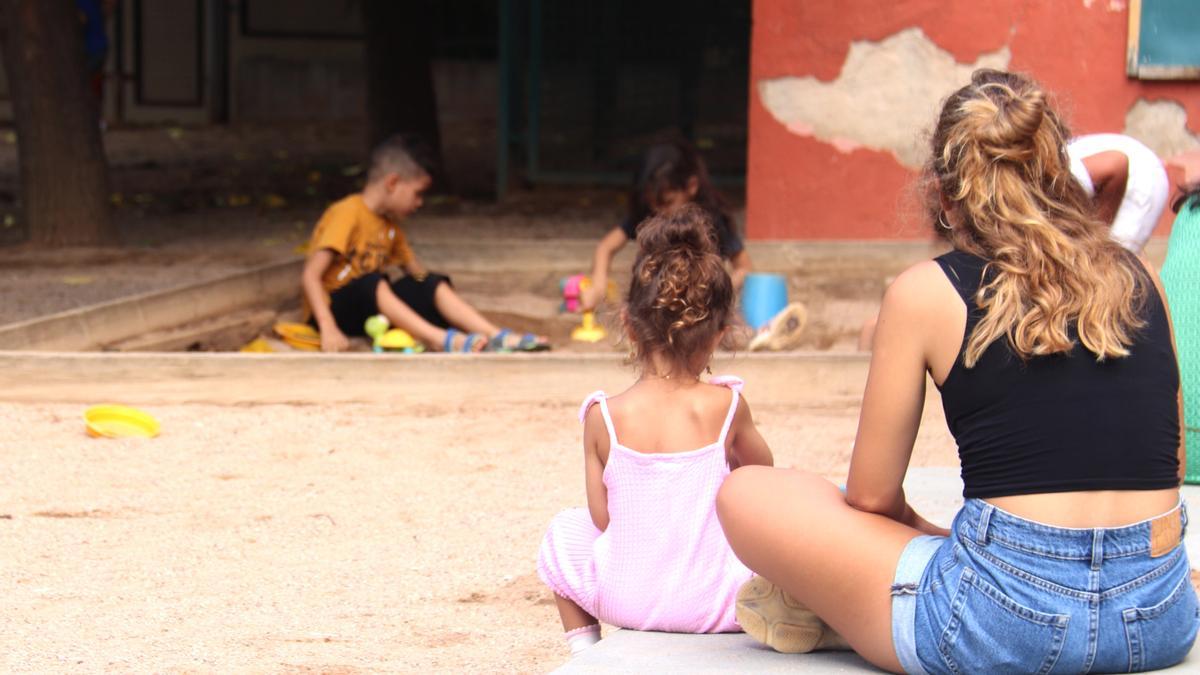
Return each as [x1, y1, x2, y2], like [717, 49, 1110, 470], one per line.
[443, 328, 486, 353]
[488, 328, 551, 352]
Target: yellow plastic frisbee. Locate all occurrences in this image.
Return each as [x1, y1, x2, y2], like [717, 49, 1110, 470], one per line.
[84, 405, 160, 438]
[273, 322, 321, 351]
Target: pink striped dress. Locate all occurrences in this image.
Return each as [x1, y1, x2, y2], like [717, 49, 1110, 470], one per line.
[537, 376, 751, 633]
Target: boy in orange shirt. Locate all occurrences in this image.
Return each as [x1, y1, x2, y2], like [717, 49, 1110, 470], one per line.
[302, 135, 550, 353]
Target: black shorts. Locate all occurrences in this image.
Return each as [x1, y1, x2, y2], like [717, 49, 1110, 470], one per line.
[321, 272, 451, 336]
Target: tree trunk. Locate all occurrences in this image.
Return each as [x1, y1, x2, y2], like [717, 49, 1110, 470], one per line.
[0, 0, 114, 246]
[361, 0, 443, 182]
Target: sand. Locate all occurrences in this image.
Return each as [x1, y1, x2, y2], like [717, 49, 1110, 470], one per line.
[0, 353, 959, 673]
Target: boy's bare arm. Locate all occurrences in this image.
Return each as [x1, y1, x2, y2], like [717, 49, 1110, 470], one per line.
[302, 249, 350, 352]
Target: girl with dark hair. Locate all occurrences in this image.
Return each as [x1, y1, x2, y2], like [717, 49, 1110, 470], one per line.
[717, 69, 1196, 673]
[538, 204, 773, 655]
[579, 139, 752, 311]
[1162, 182, 1200, 482]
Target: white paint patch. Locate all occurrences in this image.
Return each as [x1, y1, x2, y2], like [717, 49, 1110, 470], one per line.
[1123, 99, 1200, 159]
[759, 27, 1010, 168]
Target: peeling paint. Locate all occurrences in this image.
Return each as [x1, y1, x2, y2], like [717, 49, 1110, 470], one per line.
[758, 28, 1010, 168]
[1122, 99, 1200, 159]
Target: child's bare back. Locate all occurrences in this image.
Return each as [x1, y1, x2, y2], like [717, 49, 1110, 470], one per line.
[604, 380, 740, 454]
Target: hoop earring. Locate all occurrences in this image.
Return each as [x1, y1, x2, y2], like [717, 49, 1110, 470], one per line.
[937, 213, 953, 231]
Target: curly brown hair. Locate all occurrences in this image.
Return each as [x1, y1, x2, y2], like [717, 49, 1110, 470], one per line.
[625, 204, 734, 377]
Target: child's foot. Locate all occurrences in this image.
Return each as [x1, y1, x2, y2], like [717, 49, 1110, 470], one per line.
[442, 328, 487, 353]
[735, 575, 850, 653]
[488, 328, 551, 352]
[565, 624, 601, 655]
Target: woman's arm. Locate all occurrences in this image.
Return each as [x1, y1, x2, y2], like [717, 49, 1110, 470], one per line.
[583, 405, 610, 531]
[845, 262, 959, 536]
[582, 227, 629, 311]
[728, 396, 774, 469]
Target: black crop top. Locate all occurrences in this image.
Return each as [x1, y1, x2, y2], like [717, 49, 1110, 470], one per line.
[934, 250, 1180, 499]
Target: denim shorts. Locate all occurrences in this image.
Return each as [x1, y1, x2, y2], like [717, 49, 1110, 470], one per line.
[891, 499, 1198, 674]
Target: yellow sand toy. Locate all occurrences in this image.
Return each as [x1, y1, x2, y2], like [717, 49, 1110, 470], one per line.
[561, 275, 614, 343]
[572, 311, 607, 343]
[364, 314, 423, 353]
[273, 322, 321, 351]
[84, 405, 160, 438]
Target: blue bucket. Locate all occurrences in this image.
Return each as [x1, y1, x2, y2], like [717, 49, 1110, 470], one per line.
[741, 273, 789, 330]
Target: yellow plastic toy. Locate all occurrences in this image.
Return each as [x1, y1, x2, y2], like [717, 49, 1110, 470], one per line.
[571, 310, 607, 343]
[364, 314, 423, 353]
[568, 277, 609, 342]
[239, 337, 274, 353]
[273, 322, 321, 351]
[84, 405, 160, 438]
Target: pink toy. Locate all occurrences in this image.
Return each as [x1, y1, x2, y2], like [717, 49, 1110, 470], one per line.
[560, 274, 587, 313]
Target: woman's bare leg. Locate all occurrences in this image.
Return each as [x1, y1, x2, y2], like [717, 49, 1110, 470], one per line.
[717, 466, 925, 673]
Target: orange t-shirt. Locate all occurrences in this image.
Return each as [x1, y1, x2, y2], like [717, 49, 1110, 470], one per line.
[307, 194, 416, 296]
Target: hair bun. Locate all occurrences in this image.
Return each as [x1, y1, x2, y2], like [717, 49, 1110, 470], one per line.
[635, 203, 718, 257]
[963, 69, 1046, 159]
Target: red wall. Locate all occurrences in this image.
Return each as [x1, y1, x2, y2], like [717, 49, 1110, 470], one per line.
[748, 0, 1200, 240]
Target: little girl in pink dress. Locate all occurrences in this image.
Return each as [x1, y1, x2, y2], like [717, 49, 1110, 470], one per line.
[537, 204, 775, 655]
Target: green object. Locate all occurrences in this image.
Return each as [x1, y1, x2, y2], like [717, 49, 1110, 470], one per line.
[364, 314, 389, 339]
[1161, 195, 1200, 483]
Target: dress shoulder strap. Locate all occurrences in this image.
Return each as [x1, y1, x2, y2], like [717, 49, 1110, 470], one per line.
[707, 374, 744, 392]
[711, 376, 743, 446]
[578, 391, 618, 445]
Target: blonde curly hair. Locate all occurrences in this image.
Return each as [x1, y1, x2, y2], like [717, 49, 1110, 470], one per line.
[928, 69, 1146, 367]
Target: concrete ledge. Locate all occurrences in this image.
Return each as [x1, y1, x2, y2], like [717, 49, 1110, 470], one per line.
[559, 615, 1200, 674]
[0, 350, 872, 405]
[414, 239, 1167, 275]
[556, 631, 877, 673]
[0, 258, 301, 351]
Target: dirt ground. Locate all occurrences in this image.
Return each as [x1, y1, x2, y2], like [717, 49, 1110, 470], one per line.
[0, 367, 959, 672]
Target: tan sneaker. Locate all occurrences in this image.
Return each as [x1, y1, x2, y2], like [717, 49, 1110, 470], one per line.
[736, 575, 850, 653]
[748, 302, 808, 352]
